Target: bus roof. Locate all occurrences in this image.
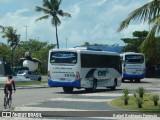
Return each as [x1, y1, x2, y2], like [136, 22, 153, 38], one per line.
[50, 48, 120, 56]
[120, 52, 144, 56]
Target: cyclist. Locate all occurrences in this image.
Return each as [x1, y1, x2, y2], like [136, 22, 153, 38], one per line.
[4, 75, 16, 105]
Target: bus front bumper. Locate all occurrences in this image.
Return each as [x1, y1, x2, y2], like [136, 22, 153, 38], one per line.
[122, 73, 145, 79]
[48, 79, 81, 88]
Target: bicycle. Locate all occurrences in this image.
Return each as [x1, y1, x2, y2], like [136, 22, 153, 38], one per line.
[4, 89, 12, 109]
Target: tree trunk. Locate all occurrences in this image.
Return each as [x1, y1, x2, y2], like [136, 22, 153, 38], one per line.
[154, 101, 158, 106]
[55, 25, 59, 49]
[124, 100, 128, 105]
[11, 47, 13, 70]
[138, 104, 142, 108]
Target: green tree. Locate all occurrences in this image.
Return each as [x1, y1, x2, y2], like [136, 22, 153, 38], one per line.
[0, 25, 4, 31]
[81, 42, 90, 46]
[117, 0, 160, 64]
[121, 31, 148, 52]
[0, 43, 10, 62]
[0, 26, 20, 69]
[81, 42, 109, 46]
[16, 39, 56, 74]
[35, 0, 71, 49]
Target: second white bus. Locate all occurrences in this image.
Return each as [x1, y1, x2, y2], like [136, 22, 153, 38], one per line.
[121, 52, 145, 83]
[48, 48, 122, 92]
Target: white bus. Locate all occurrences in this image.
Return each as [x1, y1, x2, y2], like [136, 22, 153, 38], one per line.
[48, 48, 122, 92]
[121, 52, 145, 83]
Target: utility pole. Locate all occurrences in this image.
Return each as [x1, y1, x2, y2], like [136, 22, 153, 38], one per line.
[66, 38, 68, 48]
[24, 26, 28, 41]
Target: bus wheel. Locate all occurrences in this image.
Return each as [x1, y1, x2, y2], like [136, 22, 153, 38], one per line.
[130, 79, 133, 83]
[110, 79, 117, 90]
[85, 88, 91, 92]
[92, 80, 97, 92]
[121, 78, 125, 83]
[135, 79, 141, 83]
[63, 87, 74, 93]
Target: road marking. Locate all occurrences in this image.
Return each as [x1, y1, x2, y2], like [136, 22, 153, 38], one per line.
[49, 97, 113, 102]
[80, 93, 123, 97]
[13, 92, 130, 112]
[14, 107, 111, 111]
[146, 88, 160, 90]
[79, 93, 133, 97]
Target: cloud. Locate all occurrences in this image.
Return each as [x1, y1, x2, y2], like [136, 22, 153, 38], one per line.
[0, 0, 12, 3]
[0, 8, 55, 44]
[0, 0, 149, 48]
[91, 0, 107, 7]
[69, 4, 80, 19]
[60, 0, 148, 47]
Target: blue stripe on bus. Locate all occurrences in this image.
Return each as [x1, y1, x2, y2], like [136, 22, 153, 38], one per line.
[122, 73, 145, 79]
[48, 79, 81, 87]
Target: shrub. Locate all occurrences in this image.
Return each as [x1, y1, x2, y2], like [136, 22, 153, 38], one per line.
[122, 89, 129, 105]
[122, 95, 129, 105]
[122, 89, 129, 96]
[134, 93, 137, 98]
[151, 94, 159, 106]
[135, 97, 144, 108]
[137, 87, 145, 99]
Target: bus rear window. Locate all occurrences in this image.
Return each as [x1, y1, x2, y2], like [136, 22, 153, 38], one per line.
[50, 52, 77, 64]
[125, 55, 144, 63]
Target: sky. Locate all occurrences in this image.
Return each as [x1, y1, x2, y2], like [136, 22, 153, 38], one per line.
[0, 0, 150, 48]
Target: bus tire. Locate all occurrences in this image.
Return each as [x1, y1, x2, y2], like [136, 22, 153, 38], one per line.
[85, 88, 91, 92]
[92, 79, 97, 92]
[130, 79, 133, 83]
[63, 87, 73, 93]
[135, 79, 141, 83]
[110, 79, 117, 90]
[121, 78, 125, 83]
[38, 77, 41, 81]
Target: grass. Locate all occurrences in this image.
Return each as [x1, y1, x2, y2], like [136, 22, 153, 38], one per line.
[0, 81, 47, 88]
[110, 94, 160, 111]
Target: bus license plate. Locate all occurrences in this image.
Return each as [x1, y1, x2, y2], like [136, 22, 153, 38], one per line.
[60, 78, 66, 81]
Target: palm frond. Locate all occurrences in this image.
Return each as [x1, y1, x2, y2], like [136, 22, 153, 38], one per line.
[58, 10, 71, 17]
[51, 0, 61, 10]
[50, 0, 59, 6]
[43, 0, 53, 10]
[57, 0, 62, 6]
[35, 6, 50, 14]
[0, 25, 4, 32]
[1, 26, 20, 48]
[51, 17, 61, 26]
[117, 0, 160, 32]
[139, 16, 160, 59]
[35, 15, 49, 22]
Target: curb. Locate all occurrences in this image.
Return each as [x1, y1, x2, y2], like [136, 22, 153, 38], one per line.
[16, 85, 49, 89]
[0, 84, 49, 90]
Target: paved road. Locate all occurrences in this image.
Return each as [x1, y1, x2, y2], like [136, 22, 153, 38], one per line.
[0, 78, 160, 120]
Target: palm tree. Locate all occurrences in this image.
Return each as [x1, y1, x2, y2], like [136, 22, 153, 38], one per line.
[117, 0, 160, 64]
[35, 0, 71, 49]
[0, 25, 4, 31]
[1, 26, 20, 69]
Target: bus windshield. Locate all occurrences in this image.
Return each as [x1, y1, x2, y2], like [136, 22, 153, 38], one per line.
[125, 55, 144, 64]
[50, 52, 77, 64]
